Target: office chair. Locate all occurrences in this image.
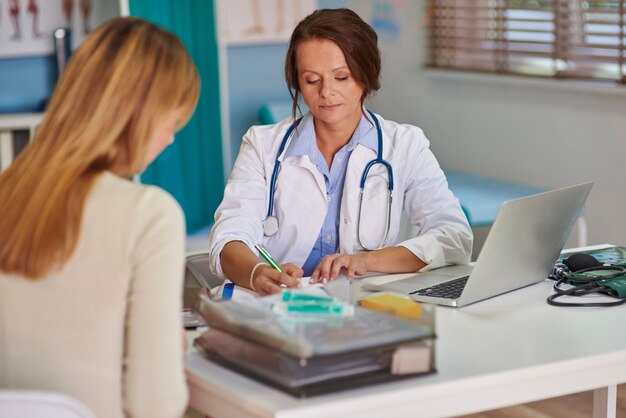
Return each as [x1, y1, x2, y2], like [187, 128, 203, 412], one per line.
[185, 251, 225, 310]
[185, 251, 224, 289]
[0, 390, 96, 418]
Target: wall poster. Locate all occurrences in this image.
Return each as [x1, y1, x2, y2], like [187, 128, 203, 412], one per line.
[0, 0, 118, 58]
[218, 0, 316, 45]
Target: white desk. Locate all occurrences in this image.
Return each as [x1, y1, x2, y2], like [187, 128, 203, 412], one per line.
[185, 276, 626, 418]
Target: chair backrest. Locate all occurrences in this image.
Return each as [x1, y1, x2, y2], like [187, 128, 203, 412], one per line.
[185, 251, 224, 289]
[0, 390, 96, 418]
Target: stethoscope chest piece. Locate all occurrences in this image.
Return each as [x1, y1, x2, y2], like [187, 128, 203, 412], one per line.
[263, 215, 279, 236]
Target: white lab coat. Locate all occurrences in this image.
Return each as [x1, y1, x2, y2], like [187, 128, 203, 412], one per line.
[209, 112, 472, 278]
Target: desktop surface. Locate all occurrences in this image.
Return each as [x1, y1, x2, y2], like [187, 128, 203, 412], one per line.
[186, 276, 626, 418]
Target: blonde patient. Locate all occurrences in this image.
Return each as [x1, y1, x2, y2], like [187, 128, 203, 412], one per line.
[0, 17, 200, 418]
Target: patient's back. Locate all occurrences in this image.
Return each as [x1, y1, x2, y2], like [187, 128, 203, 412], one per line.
[0, 172, 188, 418]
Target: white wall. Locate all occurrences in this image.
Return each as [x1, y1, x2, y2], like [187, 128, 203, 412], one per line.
[352, 1, 626, 247]
[216, 0, 349, 175]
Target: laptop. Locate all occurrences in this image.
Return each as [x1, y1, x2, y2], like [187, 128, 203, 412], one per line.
[364, 182, 593, 307]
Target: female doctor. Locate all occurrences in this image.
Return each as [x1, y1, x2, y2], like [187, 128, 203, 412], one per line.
[209, 8, 472, 295]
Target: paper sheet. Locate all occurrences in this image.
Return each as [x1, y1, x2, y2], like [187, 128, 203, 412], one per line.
[212, 276, 350, 302]
[300, 276, 322, 288]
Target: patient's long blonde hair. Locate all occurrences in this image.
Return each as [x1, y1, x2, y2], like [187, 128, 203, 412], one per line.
[0, 17, 200, 279]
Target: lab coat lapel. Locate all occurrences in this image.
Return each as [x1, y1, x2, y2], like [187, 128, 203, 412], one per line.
[280, 154, 327, 200]
[270, 154, 327, 266]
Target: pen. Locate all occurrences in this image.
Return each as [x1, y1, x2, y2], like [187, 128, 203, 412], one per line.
[254, 244, 285, 273]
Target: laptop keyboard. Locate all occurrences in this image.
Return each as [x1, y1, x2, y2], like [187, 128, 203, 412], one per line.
[409, 276, 470, 299]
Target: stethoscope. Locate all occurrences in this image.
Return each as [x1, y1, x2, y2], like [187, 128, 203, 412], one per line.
[262, 109, 394, 251]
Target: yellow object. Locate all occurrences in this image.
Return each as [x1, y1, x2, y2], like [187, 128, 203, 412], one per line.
[360, 293, 422, 319]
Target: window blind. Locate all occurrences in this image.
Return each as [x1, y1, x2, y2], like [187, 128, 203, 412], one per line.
[427, 0, 626, 84]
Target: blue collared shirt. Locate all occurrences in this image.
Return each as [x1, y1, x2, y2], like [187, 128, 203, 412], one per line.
[284, 113, 378, 276]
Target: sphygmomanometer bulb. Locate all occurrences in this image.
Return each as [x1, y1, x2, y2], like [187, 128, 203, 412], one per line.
[563, 253, 602, 272]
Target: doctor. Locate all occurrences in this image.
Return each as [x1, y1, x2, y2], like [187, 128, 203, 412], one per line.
[209, 8, 472, 295]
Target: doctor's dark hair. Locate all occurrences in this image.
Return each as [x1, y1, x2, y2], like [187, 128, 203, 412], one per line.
[285, 8, 381, 119]
[0, 17, 200, 279]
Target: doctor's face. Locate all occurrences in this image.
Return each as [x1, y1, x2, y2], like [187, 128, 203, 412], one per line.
[296, 39, 364, 130]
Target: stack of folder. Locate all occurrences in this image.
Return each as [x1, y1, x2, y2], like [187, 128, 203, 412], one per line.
[194, 292, 436, 397]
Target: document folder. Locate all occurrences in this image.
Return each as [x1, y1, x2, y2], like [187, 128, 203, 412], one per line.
[194, 295, 436, 397]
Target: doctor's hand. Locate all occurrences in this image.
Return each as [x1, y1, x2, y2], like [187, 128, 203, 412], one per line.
[310, 253, 370, 284]
[252, 263, 303, 295]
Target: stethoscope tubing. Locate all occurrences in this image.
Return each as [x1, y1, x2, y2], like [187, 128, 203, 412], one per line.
[266, 118, 302, 220]
[264, 110, 394, 250]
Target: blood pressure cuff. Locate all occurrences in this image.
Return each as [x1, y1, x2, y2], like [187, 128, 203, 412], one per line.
[600, 277, 626, 298]
[571, 270, 626, 298]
